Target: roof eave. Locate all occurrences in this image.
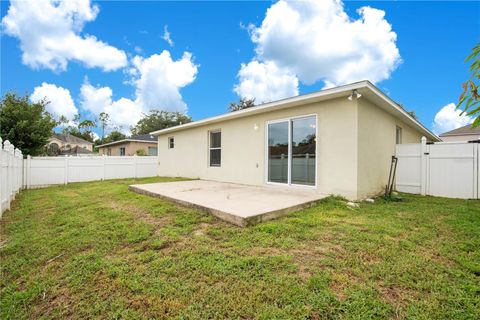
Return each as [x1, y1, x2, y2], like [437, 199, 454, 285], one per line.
[150, 80, 439, 142]
[95, 139, 157, 148]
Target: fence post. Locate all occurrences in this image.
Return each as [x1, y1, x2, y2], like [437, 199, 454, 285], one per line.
[420, 136, 427, 196]
[4, 140, 12, 210]
[26, 155, 32, 189]
[102, 155, 106, 180]
[133, 154, 138, 178]
[64, 156, 68, 185]
[13, 148, 18, 196]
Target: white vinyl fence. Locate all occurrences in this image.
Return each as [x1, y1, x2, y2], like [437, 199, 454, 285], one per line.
[1, 138, 23, 216]
[25, 155, 158, 188]
[1, 137, 158, 216]
[396, 137, 479, 199]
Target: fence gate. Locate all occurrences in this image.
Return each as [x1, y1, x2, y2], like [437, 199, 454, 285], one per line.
[396, 137, 479, 199]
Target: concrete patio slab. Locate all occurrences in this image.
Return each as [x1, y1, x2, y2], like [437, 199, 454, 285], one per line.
[129, 180, 328, 226]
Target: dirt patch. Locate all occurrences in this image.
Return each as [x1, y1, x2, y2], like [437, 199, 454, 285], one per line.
[31, 286, 76, 319]
[192, 223, 210, 236]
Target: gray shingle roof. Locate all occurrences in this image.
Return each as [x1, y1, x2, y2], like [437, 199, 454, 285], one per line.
[52, 133, 93, 144]
[439, 124, 479, 136]
[130, 134, 157, 142]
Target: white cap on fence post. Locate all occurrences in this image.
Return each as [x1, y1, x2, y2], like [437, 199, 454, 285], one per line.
[4, 140, 12, 153]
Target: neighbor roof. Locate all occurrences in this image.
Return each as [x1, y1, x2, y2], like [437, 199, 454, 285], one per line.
[52, 133, 93, 145]
[150, 80, 439, 141]
[95, 134, 157, 148]
[439, 124, 479, 137]
[63, 146, 93, 155]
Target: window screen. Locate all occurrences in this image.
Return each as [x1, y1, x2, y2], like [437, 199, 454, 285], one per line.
[209, 131, 221, 166]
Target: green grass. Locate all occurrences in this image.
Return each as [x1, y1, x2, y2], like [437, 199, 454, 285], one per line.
[1, 177, 479, 319]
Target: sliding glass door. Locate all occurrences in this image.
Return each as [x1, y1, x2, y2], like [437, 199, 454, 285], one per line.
[267, 121, 289, 184]
[267, 115, 316, 186]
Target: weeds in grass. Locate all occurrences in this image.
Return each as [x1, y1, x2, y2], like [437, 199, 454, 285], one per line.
[1, 177, 479, 319]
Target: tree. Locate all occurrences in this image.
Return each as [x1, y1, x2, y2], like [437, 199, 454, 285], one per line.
[0, 92, 56, 156]
[135, 149, 147, 156]
[98, 112, 110, 143]
[407, 111, 418, 120]
[59, 114, 97, 142]
[102, 130, 126, 144]
[130, 110, 192, 135]
[458, 43, 480, 127]
[228, 97, 256, 112]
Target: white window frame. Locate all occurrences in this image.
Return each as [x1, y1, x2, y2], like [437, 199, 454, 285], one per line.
[119, 147, 126, 156]
[396, 126, 402, 144]
[208, 129, 221, 167]
[264, 114, 317, 189]
[168, 136, 175, 149]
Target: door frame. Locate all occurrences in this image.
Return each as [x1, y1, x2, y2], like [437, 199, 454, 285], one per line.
[264, 114, 318, 189]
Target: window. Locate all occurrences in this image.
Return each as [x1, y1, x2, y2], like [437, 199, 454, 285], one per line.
[168, 137, 175, 149]
[107, 148, 111, 156]
[209, 130, 221, 167]
[148, 147, 158, 156]
[119, 147, 126, 156]
[396, 126, 402, 144]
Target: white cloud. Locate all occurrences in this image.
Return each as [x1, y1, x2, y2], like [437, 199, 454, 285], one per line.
[162, 25, 174, 47]
[80, 50, 198, 130]
[80, 81, 142, 131]
[235, 0, 401, 101]
[132, 50, 198, 112]
[1, 0, 127, 72]
[91, 132, 100, 141]
[433, 103, 473, 134]
[31, 82, 78, 120]
[234, 60, 298, 103]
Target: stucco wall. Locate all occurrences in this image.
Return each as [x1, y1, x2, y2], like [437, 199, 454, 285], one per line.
[157, 97, 428, 200]
[98, 142, 157, 156]
[158, 97, 359, 199]
[48, 138, 93, 152]
[357, 99, 423, 199]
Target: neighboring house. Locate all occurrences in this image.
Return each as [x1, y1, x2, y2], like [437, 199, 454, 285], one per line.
[151, 80, 440, 200]
[47, 133, 94, 156]
[439, 124, 479, 142]
[96, 134, 158, 156]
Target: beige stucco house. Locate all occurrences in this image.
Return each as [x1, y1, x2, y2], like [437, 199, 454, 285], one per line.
[439, 124, 479, 142]
[47, 133, 93, 156]
[96, 135, 158, 156]
[151, 81, 439, 200]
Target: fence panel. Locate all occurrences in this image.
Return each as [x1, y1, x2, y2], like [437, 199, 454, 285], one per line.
[395, 144, 422, 194]
[427, 142, 477, 199]
[1, 135, 158, 217]
[1, 138, 23, 216]
[67, 157, 104, 182]
[26, 155, 158, 188]
[396, 137, 479, 199]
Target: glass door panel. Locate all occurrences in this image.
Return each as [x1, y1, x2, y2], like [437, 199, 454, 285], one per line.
[291, 116, 316, 185]
[268, 121, 289, 184]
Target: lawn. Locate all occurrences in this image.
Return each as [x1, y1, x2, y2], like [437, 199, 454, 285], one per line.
[1, 177, 479, 319]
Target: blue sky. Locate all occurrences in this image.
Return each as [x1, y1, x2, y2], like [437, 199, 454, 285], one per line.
[1, 0, 479, 137]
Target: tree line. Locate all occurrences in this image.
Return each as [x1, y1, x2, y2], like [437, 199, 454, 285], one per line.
[0, 92, 195, 156]
[0, 91, 257, 156]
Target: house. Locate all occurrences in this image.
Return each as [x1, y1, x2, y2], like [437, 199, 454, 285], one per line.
[151, 80, 440, 200]
[47, 133, 93, 156]
[439, 124, 479, 142]
[96, 134, 158, 156]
